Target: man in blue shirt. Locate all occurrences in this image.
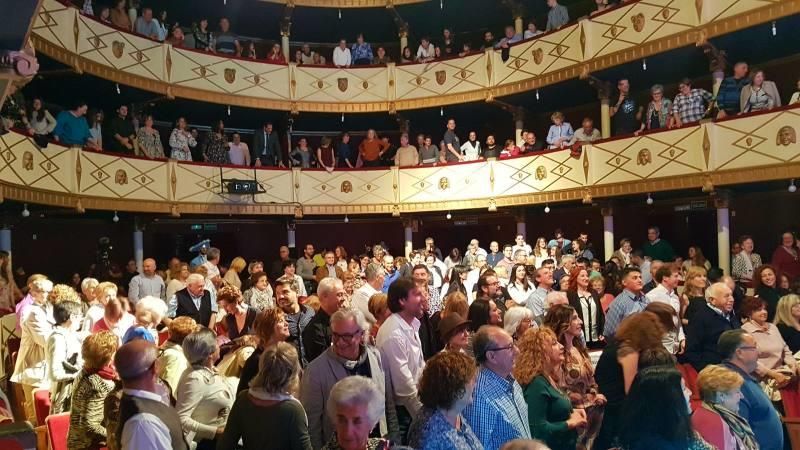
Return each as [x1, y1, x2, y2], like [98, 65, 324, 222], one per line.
[382, 254, 400, 293]
[603, 267, 646, 337]
[134, 7, 161, 40]
[53, 100, 98, 149]
[716, 62, 750, 117]
[719, 330, 784, 450]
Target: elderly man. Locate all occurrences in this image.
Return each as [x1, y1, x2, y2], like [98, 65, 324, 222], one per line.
[718, 330, 784, 450]
[463, 326, 531, 450]
[642, 226, 676, 263]
[302, 277, 346, 363]
[128, 258, 165, 305]
[376, 277, 425, 443]
[300, 309, 399, 448]
[352, 263, 385, 326]
[269, 245, 291, 281]
[645, 264, 685, 354]
[464, 253, 488, 299]
[315, 250, 344, 283]
[381, 255, 399, 293]
[603, 267, 646, 338]
[464, 239, 488, 267]
[202, 247, 222, 287]
[166, 273, 216, 330]
[684, 282, 741, 371]
[116, 339, 189, 450]
[276, 279, 315, 366]
[642, 260, 663, 293]
[552, 254, 575, 290]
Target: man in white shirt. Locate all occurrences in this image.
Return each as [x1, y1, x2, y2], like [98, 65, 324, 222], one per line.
[116, 339, 189, 450]
[351, 263, 385, 326]
[332, 39, 351, 67]
[511, 234, 533, 258]
[465, 254, 488, 302]
[645, 264, 685, 354]
[202, 247, 222, 286]
[128, 258, 165, 305]
[416, 37, 435, 62]
[376, 277, 425, 442]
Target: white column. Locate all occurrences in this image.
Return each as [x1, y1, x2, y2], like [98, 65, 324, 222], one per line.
[602, 208, 614, 261]
[281, 33, 290, 61]
[287, 224, 296, 250]
[514, 16, 524, 35]
[0, 228, 10, 252]
[516, 218, 526, 241]
[717, 207, 731, 275]
[133, 230, 144, 273]
[404, 223, 413, 259]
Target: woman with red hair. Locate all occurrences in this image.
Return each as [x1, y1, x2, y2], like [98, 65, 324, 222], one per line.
[566, 267, 605, 349]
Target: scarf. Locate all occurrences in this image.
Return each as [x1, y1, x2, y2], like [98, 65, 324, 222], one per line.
[88, 364, 118, 381]
[701, 402, 758, 450]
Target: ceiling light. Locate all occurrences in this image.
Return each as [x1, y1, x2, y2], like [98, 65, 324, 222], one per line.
[535, 89, 540, 101]
[789, 179, 797, 193]
[341, 113, 345, 123]
[113, 211, 119, 222]
[227, 105, 231, 116]
[544, 204, 550, 213]
[21, 204, 30, 218]
[646, 193, 654, 205]
[338, 9, 342, 19]
[772, 21, 777, 36]
[440, 107, 444, 117]
[642, 59, 647, 71]
[344, 215, 349, 223]
[115, 83, 120, 94]
[446, 211, 452, 220]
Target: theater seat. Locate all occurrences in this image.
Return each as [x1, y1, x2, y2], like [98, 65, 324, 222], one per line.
[33, 390, 50, 426]
[784, 417, 800, 450]
[0, 421, 36, 450]
[677, 363, 702, 410]
[45, 412, 70, 450]
[782, 384, 800, 418]
[158, 330, 169, 346]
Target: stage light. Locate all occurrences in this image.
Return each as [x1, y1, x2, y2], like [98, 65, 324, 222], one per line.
[21, 204, 30, 218]
[113, 211, 119, 223]
[646, 193, 654, 205]
[544, 204, 550, 213]
[789, 179, 797, 193]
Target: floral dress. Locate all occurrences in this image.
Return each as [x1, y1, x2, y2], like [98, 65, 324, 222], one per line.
[204, 132, 228, 164]
[242, 286, 274, 312]
[136, 128, 165, 159]
[561, 346, 604, 450]
[169, 128, 196, 161]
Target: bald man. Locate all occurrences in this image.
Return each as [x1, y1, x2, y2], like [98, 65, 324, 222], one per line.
[128, 257, 165, 305]
[683, 282, 741, 372]
[116, 340, 189, 450]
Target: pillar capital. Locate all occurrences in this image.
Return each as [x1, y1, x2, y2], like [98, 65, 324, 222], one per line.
[280, 19, 292, 37]
[712, 190, 732, 209]
[600, 206, 613, 217]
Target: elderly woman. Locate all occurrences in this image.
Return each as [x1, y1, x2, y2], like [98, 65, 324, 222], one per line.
[166, 262, 190, 300]
[544, 304, 606, 449]
[47, 300, 84, 413]
[243, 271, 274, 312]
[408, 351, 481, 449]
[774, 294, 800, 353]
[753, 264, 789, 321]
[223, 256, 247, 289]
[237, 307, 291, 393]
[504, 306, 535, 342]
[438, 313, 471, 353]
[694, 365, 759, 450]
[80, 276, 99, 309]
[122, 295, 167, 344]
[84, 281, 116, 332]
[219, 342, 311, 450]
[218, 285, 257, 340]
[731, 235, 762, 283]
[740, 296, 797, 397]
[92, 297, 134, 343]
[322, 376, 389, 449]
[67, 331, 119, 450]
[367, 292, 390, 340]
[156, 316, 198, 395]
[177, 328, 237, 450]
[638, 84, 673, 134]
[515, 327, 588, 450]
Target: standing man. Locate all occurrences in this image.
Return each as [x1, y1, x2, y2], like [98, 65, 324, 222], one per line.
[276, 279, 315, 366]
[109, 104, 136, 154]
[463, 326, 531, 450]
[603, 267, 646, 337]
[486, 242, 503, 268]
[381, 255, 399, 293]
[716, 62, 750, 118]
[512, 235, 532, 258]
[166, 273, 216, 330]
[441, 118, 462, 163]
[202, 248, 222, 288]
[315, 251, 344, 283]
[552, 255, 575, 289]
[296, 243, 317, 294]
[269, 245, 291, 282]
[643, 226, 676, 262]
[528, 267, 554, 321]
[684, 283, 740, 371]
[546, 0, 569, 31]
[351, 263, 385, 326]
[610, 78, 643, 136]
[376, 277, 425, 443]
[645, 265, 685, 354]
[495, 245, 515, 277]
[189, 240, 210, 270]
[671, 78, 713, 127]
[302, 278, 346, 363]
[252, 122, 282, 167]
[424, 237, 443, 261]
[115, 339, 189, 450]
[128, 258, 165, 305]
[642, 260, 664, 293]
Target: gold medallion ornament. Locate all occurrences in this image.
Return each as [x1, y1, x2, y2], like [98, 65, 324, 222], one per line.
[341, 181, 352, 193]
[637, 148, 652, 165]
[438, 177, 449, 190]
[224, 68, 236, 84]
[435, 70, 446, 85]
[535, 166, 547, 180]
[114, 169, 128, 185]
[532, 48, 544, 65]
[777, 126, 796, 146]
[112, 40, 125, 58]
[338, 78, 348, 92]
[631, 13, 646, 32]
[22, 151, 33, 171]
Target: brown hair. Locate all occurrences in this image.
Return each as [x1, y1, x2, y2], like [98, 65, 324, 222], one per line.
[441, 291, 468, 319]
[168, 316, 199, 344]
[739, 296, 767, 320]
[418, 351, 477, 410]
[249, 271, 268, 288]
[644, 302, 678, 332]
[255, 308, 286, 345]
[753, 264, 778, 292]
[217, 285, 243, 305]
[543, 304, 587, 357]
[615, 311, 666, 352]
[368, 293, 389, 320]
[513, 327, 559, 386]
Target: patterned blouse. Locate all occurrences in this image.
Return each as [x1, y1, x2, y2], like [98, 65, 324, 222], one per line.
[136, 128, 165, 159]
[744, 87, 774, 112]
[204, 132, 228, 164]
[560, 346, 599, 409]
[67, 370, 115, 450]
[169, 128, 197, 161]
[408, 408, 483, 450]
[242, 286, 275, 312]
[322, 434, 387, 450]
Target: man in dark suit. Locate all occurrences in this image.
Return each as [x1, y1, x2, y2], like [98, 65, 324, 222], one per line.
[683, 282, 741, 371]
[252, 121, 282, 167]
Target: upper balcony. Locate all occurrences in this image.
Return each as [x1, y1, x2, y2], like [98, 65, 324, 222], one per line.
[30, 0, 798, 113]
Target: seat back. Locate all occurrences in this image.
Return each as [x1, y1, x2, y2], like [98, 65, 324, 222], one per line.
[782, 384, 800, 418]
[45, 412, 70, 450]
[784, 417, 800, 450]
[0, 420, 36, 450]
[33, 390, 50, 426]
[677, 363, 702, 410]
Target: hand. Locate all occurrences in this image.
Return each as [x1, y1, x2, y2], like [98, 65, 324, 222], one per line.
[125, 142, 134, 150]
[278, 162, 286, 168]
[716, 110, 728, 119]
[771, 371, 791, 388]
[254, 159, 262, 167]
[216, 426, 225, 435]
[566, 409, 587, 429]
[594, 393, 607, 405]
[678, 340, 686, 355]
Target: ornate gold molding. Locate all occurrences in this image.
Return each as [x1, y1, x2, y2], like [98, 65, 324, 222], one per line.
[29, 0, 800, 113]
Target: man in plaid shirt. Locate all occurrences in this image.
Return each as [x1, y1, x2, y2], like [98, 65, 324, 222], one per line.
[672, 77, 713, 127]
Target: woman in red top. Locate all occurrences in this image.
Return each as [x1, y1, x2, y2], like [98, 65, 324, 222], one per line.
[771, 231, 800, 281]
[357, 129, 388, 167]
[266, 43, 286, 63]
[316, 136, 336, 171]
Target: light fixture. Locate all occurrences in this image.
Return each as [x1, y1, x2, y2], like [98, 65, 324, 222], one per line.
[115, 83, 121, 94]
[440, 107, 444, 117]
[440, 0, 443, 10]
[338, 9, 342, 19]
[227, 105, 231, 116]
[113, 211, 119, 223]
[446, 211, 452, 220]
[341, 113, 345, 123]
[646, 193, 654, 205]
[535, 89, 540, 101]
[789, 179, 797, 193]
[344, 215, 349, 223]
[21, 204, 30, 218]
[544, 204, 550, 213]
[488, 199, 497, 212]
[772, 21, 777, 36]
[642, 59, 647, 71]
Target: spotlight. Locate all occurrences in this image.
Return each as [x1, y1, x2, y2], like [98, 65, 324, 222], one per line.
[113, 211, 119, 223]
[646, 193, 654, 205]
[789, 179, 797, 193]
[535, 90, 540, 101]
[21, 204, 30, 218]
[446, 211, 452, 220]
[344, 215, 349, 223]
[772, 21, 777, 36]
[544, 204, 550, 213]
[642, 59, 647, 71]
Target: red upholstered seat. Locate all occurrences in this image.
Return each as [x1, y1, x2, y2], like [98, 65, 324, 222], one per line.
[45, 412, 70, 450]
[781, 383, 800, 418]
[158, 330, 169, 346]
[677, 363, 702, 410]
[33, 390, 51, 426]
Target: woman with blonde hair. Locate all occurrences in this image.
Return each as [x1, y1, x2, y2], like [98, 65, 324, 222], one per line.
[166, 262, 190, 300]
[84, 281, 117, 332]
[223, 256, 247, 289]
[514, 327, 587, 450]
[774, 294, 800, 352]
[121, 295, 166, 344]
[693, 365, 758, 450]
[682, 266, 708, 324]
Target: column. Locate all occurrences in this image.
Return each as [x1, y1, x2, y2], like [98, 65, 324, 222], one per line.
[0, 228, 10, 252]
[601, 207, 614, 261]
[133, 229, 144, 274]
[287, 221, 296, 250]
[403, 219, 413, 259]
[514, 16, 524, 35]
[400, 31, 408, 54]
[515, 211, 526, 241]
[281, 32, 290, 61]
[600, 98, 611, 139]
[715, 194, 731, 275]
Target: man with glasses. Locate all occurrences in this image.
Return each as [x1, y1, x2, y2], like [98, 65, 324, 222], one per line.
[302, 277, 346, 363]
[300, 309, 399, 449]
[463, 326, 531, 450]
[684, 282, 741, 372]
[719, 330, 783, 450]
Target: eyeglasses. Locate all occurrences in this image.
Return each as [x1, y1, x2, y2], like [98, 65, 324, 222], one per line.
[332, 330, 363, 342]
[737, 345, 758, 352]
[487, 343, 515, 353]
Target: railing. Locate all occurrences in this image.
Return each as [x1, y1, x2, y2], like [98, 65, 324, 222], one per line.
[29, 0, 799, 113]
[1, 105, 798, 216]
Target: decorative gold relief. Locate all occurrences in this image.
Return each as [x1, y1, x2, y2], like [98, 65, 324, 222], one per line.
[317, 80, 324, 89]
[112, 41, 125, 58]
[435, 70, 446, 85]
[702, 174, 714, 193]
[362, 80, 368, 89]
[253, 74, 260, 85]
[170, 166, 177, 198]
[91, 36, 101, 49]
[610, 26, 619, 37]
[514, 59, 523, 69]
[555, 45, 565, 56]
[388, 79, 394, 87]
[415, 76, 423, 86]
[199, 66, 207, 77]
[165, 48, 172, 80]
[134, 50, 143, 62]
[224, 68, 236, 84]
[637, 149, 652, 165]
[438, 177, 449, 190]
[75, 153, 82, 189]
[631, 13, 645, 33]
[22, 151, 33, 171]
[745, 137, 753, 147]
[114, 169, 128, 185]
[582, 188, 592, 204]
[532, 48, 543, 64]
[391, 205, 400, 217]
[777, 126, 796, 146]
[662, 7, 671, 19]
[579, 26, 586, 58]
[460, 69, 467, 79]
[341, 181, 352, 193]
[535, 166, 547, 180]
[695, 0, 704, 23]
[337, 78, 348, 92]
[702, 127, 711, 169]
[366, 184, 372, 190]
[294, 205, 303, 218]
[73, 13, 79, 48]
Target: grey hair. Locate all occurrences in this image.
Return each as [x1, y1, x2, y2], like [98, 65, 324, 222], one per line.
[503, 306, 534, 336]
[326, 376, 385, 427]
[364, 263, 385, 282]
[317, 277, 341, 299]
[32, 278, 54, 293]
[182, 327, 218, 366]
[650, 84, 664, 94]
[81, 277, 99, 292]
[186, 273, 205, 285]
[135, 295, 168, 325]
[500, 439, 552, 450]
[706, 282, 728, 301]
[560, 254, 576, 264]
[331, 308, 368, 332]
[207, 247, 221, 261]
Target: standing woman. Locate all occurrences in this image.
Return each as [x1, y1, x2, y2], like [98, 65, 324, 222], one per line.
[544, 304, 606, 449]
[193, 18, 213, 51]
[135, 114, 165, 159]
[731, 235, 762, 283]
[217, 285, 257, 341]
[223, 256, 247, 289]
[203, 120, 228, 164]
[177, 328, 237, 450]
[533, 237, 549, 268]
[88, 110, 104, 150]
[445, 264, 469, 298]
[169, 117, 196, 161]
[26, 98, 57, 148]
[753, 264, 789, 321]
[771, 232, 800, 283]
[740, 69, 781, 113]
[637, 84, 672, 134]
[47, 300, 84, 413]
[166, 263, 190, 301]
[682, 266, 708, 324]
[242, 271, 274, 312]
[566, 267, 605, 349]
[684, 246, 711, 272]
[334, 246, 348, 272]
[507, 263, 535, 306]
[514, 327, 588, 450]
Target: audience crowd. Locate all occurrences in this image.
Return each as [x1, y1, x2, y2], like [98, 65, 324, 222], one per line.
[4, 223, 800, 450]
